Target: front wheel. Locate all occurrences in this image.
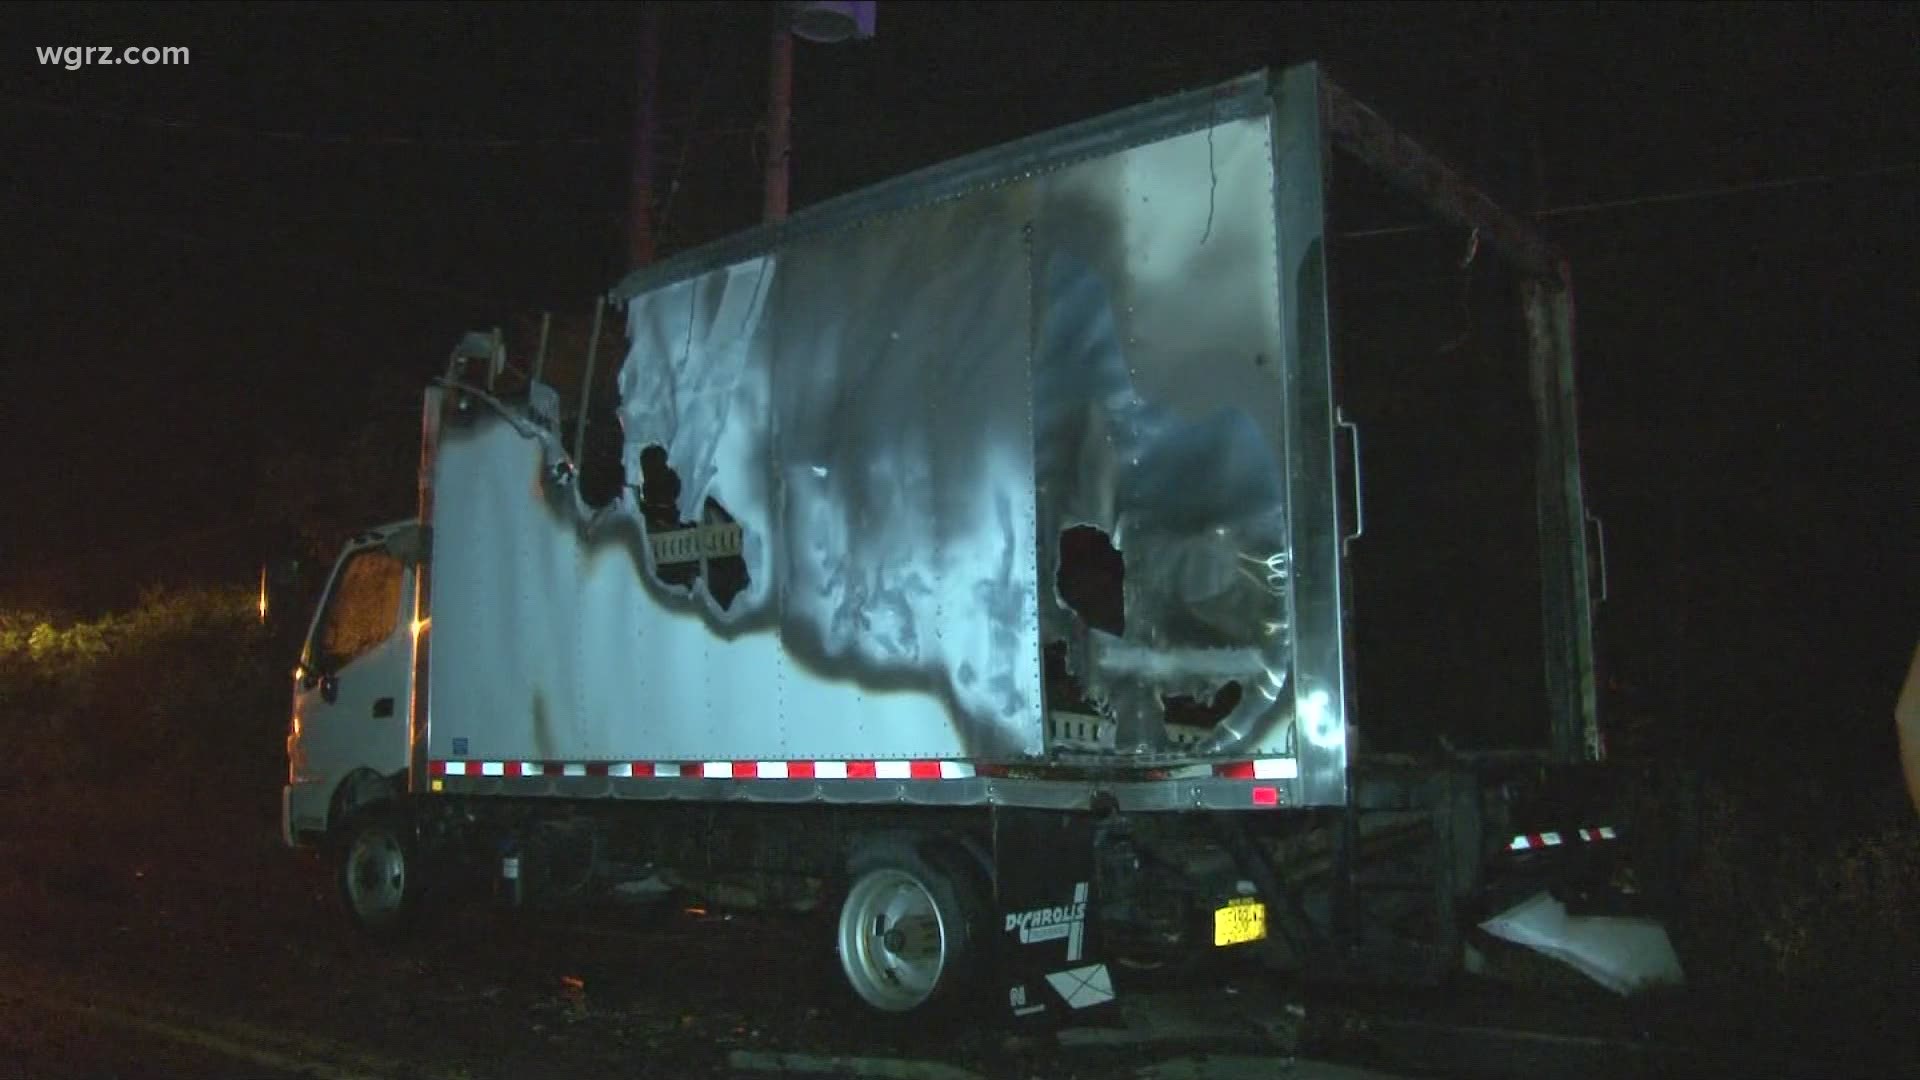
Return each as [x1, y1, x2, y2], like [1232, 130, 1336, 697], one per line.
[336, 806, 426, 936]
[835, 839, 987, 1016]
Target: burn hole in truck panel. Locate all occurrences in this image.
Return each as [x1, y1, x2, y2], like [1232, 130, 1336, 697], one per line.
[1044, 641, 1100, 712]
[638, 445, 698, 589]
[577, 405, 627, 509]
[1056, 525, 1125, 636]
[1162, 680, 1243, 734]
[700, 498, 748, 611]
[636, 444, 749, 609]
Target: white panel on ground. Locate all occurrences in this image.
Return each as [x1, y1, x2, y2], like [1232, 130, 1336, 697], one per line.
[1479, 890, 1685, 995]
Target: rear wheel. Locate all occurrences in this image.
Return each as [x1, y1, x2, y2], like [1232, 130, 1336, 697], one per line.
[336, 806, 426, 936]
[835, 839, 987, 1015]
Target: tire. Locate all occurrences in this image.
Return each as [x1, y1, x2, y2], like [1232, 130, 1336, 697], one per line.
[835, 838, 989, 1016]
[335, 806, 426, 937]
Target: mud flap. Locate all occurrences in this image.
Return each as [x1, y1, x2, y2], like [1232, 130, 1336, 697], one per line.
[991, 807, 1115, 1024]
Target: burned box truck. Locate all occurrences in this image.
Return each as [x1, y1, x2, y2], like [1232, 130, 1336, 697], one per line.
[282, 64, 1674, 1020]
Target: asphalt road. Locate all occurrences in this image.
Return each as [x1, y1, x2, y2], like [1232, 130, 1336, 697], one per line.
[0, 992, 312, 1080]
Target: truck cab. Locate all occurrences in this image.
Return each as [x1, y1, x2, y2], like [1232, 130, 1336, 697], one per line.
[282, 521, 422, 848]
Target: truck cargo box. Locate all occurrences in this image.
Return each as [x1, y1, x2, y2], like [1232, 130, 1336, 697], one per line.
[419, 63, 1600, 814]
[423, 68, 1338, 805]
[296, 62, 1628, 1015]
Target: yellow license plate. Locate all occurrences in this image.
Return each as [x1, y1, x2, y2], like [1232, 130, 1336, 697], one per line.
[1213, 898, 1267, 947]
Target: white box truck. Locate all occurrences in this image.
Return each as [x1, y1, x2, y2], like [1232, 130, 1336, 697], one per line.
[282, 64, 1673, 1020]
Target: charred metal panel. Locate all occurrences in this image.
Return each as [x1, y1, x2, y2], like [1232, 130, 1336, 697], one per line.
[430, 188, 1040, 764]
[617, 186, 1043, 760]
[1525, 281, 1602, 763]
[1032, 114, 1297, 762]
[1320, 78, 1561, 281]
[1268, 66, 1350, 808]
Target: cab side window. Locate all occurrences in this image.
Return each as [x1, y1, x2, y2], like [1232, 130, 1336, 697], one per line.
[313, 550, 404, 670]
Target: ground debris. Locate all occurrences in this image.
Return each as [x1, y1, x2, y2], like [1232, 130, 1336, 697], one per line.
[1133, 1056, 1404, 1080]
[728, 1049, 989, 1080]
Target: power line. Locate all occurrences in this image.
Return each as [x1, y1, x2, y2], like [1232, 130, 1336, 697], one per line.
[1342, 159, 1920, 239]
[1536, 160, 1920, 218]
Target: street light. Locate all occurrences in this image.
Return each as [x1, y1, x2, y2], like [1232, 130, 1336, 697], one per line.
[789, 1, 878, 44]
[765, 2, 877, 223]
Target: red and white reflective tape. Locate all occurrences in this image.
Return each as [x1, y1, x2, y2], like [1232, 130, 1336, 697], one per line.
[1212, 759, 1300, 780]
[1507, 825, 1618, 851]
[429, 759, 978, 781]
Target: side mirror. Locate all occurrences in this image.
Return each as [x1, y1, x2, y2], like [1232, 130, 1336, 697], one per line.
[295, 659, 331, 694]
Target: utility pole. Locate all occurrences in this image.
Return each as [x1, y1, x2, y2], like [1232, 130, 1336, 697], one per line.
[763, 2, 876, 225]
[763, 6, 795, 224]
[630, 3, 662, 268]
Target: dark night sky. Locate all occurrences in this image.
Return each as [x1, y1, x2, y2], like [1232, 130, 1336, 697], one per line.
[2, 3, 1916, 798]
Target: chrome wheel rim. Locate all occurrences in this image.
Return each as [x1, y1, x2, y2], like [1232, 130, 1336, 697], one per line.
[346, 827, 406, 918]
[836, 868, 948, 1012]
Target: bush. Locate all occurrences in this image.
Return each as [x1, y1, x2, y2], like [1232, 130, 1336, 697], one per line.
[1762, 825, 1920, 993]
[1639, 769, 1920, 1010]
[0, 586, 286, 799]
